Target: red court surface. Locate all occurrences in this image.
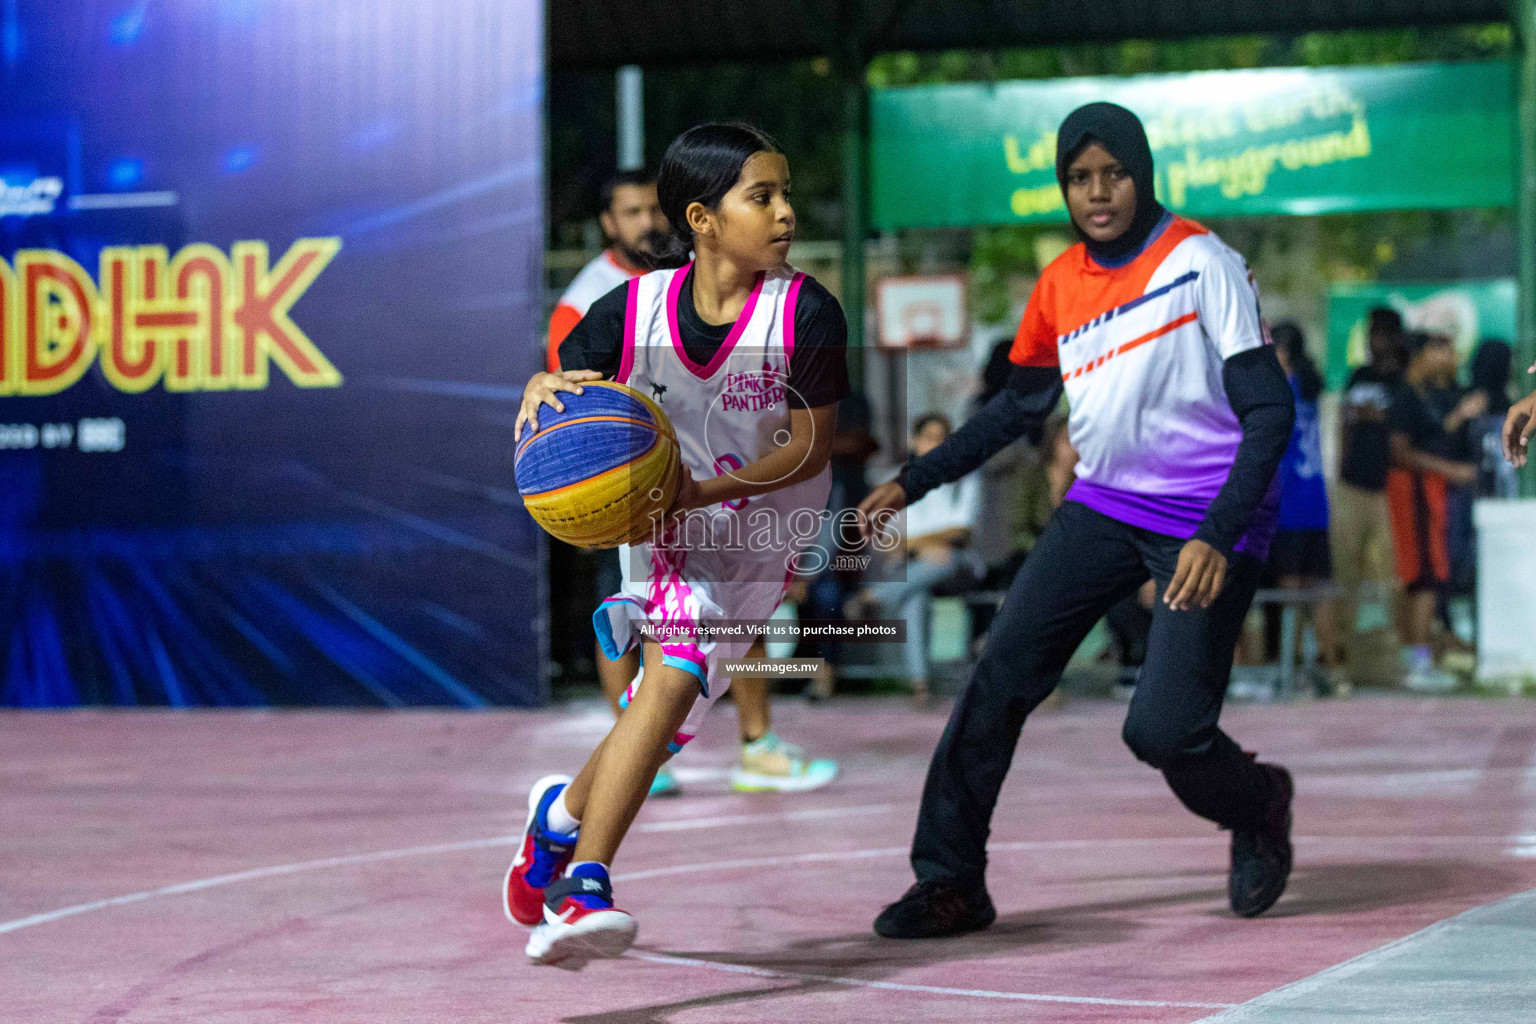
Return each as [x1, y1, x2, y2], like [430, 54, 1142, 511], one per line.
[5, 695, 1536, 1023]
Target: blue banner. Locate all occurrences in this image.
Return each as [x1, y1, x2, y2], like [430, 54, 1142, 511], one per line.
[0, 1, 546, 707]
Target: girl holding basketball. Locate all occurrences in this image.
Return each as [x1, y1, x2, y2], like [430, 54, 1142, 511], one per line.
[507, 123, 849, 968]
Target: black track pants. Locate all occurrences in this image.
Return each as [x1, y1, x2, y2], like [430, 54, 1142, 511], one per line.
[910, 500, 1272, 888]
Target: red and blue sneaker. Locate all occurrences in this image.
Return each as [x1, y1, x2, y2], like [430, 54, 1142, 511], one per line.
[525, 863, 637, 969]
[502, 774, 578, 926]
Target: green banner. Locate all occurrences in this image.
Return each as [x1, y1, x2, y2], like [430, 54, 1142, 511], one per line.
[871, 61, 1514, 230]
[1325, 279, 1516, 391]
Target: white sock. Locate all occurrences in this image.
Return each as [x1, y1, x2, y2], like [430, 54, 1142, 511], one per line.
[546, 788, 580, 835]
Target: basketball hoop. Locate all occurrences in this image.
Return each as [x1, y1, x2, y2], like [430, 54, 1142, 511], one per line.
[875, 274, 968, 351]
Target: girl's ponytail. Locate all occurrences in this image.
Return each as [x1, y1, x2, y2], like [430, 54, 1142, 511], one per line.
[650, 229, 694, 270]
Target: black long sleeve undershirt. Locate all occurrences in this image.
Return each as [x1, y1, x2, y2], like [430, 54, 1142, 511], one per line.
[897, 347, 1294, 559]
[897, 364, 1063, 504]
[1192, 344, 1295, 556]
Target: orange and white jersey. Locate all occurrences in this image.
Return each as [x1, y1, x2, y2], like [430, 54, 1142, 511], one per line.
[545, 249, 642, 372]
[1010, 213, 1267, 504]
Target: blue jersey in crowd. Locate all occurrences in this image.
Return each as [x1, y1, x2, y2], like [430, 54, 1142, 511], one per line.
[1276, 373, 1329, 531]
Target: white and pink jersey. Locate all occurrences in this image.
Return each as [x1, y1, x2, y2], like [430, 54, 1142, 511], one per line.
[594, 262, 832, 750]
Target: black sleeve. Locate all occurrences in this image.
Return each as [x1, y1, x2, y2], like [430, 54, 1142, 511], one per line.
[1192, 346, 1295, 557]
[555, 283, 628, 378]
[785, 279, 851, 409]
[898, 363, 1063, 504]
[1295, 361, 1323, 403]
[1388, 384, 1425, 442]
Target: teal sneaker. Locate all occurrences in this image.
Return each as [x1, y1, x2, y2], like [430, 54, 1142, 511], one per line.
[730, 732, 838, 793]
[648, 763, 682, 797]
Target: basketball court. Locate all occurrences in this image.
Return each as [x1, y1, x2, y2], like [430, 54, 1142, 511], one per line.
[7, 693, 1534, 1023]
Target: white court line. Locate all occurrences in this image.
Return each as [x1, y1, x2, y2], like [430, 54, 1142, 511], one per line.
[0, 836, 514, 936]
[627, 950, 1236, 1010]
[0, 804, 893, 936]
[1, 825, 1518, 938]
[636, 803, 898, 833]
[1190, 886, 1536, 1022]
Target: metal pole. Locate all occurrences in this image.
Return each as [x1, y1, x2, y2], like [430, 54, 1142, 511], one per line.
[616, 65, 644, 171]
[1517, 0, 1536, 494]
[841, 69, 868, 391]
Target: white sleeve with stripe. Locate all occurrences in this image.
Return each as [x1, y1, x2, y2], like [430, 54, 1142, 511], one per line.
[1195, 240, 1266, 361]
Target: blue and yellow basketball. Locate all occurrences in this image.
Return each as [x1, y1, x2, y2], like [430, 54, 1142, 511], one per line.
[514, 381, 681, 548]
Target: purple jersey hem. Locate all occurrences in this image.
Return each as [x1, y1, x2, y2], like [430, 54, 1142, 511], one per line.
[1066, 478, 1278, 562]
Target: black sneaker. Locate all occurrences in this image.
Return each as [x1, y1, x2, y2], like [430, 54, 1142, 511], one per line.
[873, 879, 996, 939]
[1229, 762, 1294, 918]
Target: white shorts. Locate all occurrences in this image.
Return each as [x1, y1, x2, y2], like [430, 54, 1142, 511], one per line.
[593, 539, 794, 752]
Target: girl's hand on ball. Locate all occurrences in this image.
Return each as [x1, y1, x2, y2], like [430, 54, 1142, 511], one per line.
[515, 370, 604, 441]
[665, 468, 705, 525]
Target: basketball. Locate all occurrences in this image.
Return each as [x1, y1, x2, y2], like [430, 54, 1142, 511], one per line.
[514, 381, 681, 548]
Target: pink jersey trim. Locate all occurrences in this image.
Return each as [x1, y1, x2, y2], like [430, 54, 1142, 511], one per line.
[617, 277, 640, 384]
[782, 272, 807, 362]
[666, 262, 765, 380]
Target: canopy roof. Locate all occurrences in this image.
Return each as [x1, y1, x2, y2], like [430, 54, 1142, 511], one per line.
[549, 0, 1507, 69]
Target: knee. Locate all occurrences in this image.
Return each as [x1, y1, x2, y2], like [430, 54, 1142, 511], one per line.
[1121, 714, 1199, 769]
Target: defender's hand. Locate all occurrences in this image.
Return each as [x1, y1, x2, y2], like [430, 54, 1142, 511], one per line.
[1504, 392, 1536, 467]
[1165, 539, 1227, 612]
[856, 480, 908, 543]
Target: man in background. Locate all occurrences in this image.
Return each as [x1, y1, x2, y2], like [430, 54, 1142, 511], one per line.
[1334, 308, 1406, 683]
[1387, 331, 1478, 691]
[545, 170, 668, 371]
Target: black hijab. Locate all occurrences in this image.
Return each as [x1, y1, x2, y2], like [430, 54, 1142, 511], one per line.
[1055, 102, 1167, 264]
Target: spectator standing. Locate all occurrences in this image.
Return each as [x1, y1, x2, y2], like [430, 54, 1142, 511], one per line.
[545, 171, 668, 372]
[1333, 307, 1406, 682]
[1269, 322, 1344, 695]
[1466, 340, 1518, 499]
[1387, 331, 1478, 691]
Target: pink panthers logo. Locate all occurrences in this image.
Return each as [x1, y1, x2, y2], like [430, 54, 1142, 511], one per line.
[718, 361, 787, 413]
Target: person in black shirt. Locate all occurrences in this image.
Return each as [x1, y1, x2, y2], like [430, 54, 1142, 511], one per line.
[1386, 332, 1477, 691]
[1333, 307, 1406, 681]
[1428, 341, 1505, 597]
[1467, 340, 1519, 497]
